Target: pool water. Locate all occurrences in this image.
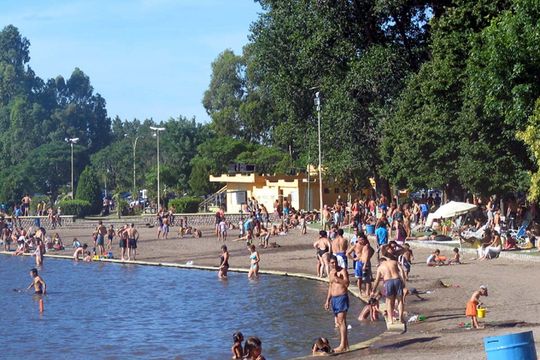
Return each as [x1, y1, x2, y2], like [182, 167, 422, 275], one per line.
[0, 256, 384, 359]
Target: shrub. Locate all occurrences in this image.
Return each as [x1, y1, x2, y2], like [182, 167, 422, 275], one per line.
[76, 167, 102, 214]
[58, 199, 91, 217]
[169, 197, 201, 213]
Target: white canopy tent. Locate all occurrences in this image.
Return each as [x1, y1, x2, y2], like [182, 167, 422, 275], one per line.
[425, 201, 477, 227]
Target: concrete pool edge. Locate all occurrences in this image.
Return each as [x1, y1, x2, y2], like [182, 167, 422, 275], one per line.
[0, 251, 390, 358]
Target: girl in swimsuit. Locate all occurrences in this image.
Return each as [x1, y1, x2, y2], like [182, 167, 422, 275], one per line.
[218, 245, 229, 279]
[248, 244, 260, 279]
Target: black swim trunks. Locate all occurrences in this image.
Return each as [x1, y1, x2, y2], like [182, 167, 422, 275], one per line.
[128, 238, 137, 249]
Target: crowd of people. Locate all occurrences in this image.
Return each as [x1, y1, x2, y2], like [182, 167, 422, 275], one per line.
[4, 190, 540, 357]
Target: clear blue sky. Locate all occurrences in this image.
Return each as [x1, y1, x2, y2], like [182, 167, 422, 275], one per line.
[0, 0, 261, 123]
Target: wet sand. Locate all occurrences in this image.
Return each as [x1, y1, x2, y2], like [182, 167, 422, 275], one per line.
[21, 221, 540, 359]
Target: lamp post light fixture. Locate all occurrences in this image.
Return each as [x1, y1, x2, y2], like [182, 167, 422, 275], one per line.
[65, 137, 80, 199]
[150, 126, 165, 211]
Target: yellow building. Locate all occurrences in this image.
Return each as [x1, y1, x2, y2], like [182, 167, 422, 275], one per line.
[209, 173, 353, 213]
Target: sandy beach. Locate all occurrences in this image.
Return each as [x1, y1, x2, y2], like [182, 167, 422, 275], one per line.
[16, 220, 540, 359]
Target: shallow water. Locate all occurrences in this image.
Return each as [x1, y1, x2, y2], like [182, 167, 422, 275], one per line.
[0, 256, 384, 359]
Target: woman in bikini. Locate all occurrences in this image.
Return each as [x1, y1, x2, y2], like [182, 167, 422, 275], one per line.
[313, 230, 331, 278]
[248, 244, 260, 279]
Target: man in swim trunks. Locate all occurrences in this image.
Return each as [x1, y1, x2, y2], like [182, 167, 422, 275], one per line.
[324, 255, 349, 352]
[371, 257, 406, 325]
[27, 268, 46, 294]
[331, 229, 348, 270]
[96, 220, 107, 256]
[127, 223, 139, 261]
[117, 225, 129, 261]
[349, 234, 374, 296]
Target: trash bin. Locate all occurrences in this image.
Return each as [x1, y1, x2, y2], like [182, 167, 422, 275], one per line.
[484, 331, 537, 360]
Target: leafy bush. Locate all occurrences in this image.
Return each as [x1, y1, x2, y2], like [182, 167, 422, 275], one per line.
[76, 167, 102, 214]
[58, 199, 91, 217]
[169, 197, 201, 213]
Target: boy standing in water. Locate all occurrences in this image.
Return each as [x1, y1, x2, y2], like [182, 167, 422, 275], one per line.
[466, 285, 488, 329]
[27, 268, 46, 294]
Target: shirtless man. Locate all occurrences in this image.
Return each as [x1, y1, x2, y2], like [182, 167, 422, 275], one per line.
[21, 194, 31, 216]
[73, 244, 88, 261]
[348, 234, 374, 296]
[107, 225, 115, 251]
[27, 268, 46, 294]
[332, 229, 348, 270]
[324, 255, 349, 352]
[117, 225, 129, 261]
[127, 223, 139, 261]
[371, 257, 406, 325]
[96, 221, 107, 256]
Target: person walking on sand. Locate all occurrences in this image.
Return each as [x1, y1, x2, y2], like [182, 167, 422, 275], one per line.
[127, 223, 139, 261]
[371, 257, 406, 325]
[27, 268, 46, 294]
[324, 255, 349, 352]
[248, 244, 260, 279]
[466, 285, 488, 329]
[332, 229, 348, 270]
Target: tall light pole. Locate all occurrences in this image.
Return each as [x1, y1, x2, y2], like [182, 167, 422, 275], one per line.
[315, 92, 323, 228]
[132, 136, 140, 201]
[65, 137, 79, 199]
[150, 127, 165, 211]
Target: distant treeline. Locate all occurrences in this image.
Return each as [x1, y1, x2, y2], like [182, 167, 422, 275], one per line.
[1, 0, 540, 206]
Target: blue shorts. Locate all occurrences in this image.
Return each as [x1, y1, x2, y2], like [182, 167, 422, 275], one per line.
[96, 235, 104, 246]
[331, 294, 349, 315]
[384, 278, 403, 297]
[355, 261, 364, 278]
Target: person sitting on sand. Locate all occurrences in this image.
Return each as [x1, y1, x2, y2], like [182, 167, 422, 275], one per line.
[52, 233, 64, 251]
[426, 249, 446, 266]
[478, 232, 502, 260]
[466, 285, 488, 329]
[72, 238, 81, 248]
[312, 337, 332, 356]
[231, 331, 244, 359]
[448, 248, 461, 264]
[503, 232, 519, 251]
[358, 294, 380, 321]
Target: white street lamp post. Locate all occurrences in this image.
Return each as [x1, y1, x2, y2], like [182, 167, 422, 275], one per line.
[315, 92, 323, 228]
[65, 137, 80, 199]
[132, 136, 139, 201]
[150, 127, 165, 211]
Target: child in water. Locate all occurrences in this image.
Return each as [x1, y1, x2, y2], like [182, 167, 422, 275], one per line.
[312, 337, 332, 355]
[244, 336, 265, 360]
[358, 294, 380, 321]
[231, 331, 244, 359]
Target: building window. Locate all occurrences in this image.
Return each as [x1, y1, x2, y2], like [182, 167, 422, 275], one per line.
[334, 188, 340, 194]
[324, 188, 330, 194]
